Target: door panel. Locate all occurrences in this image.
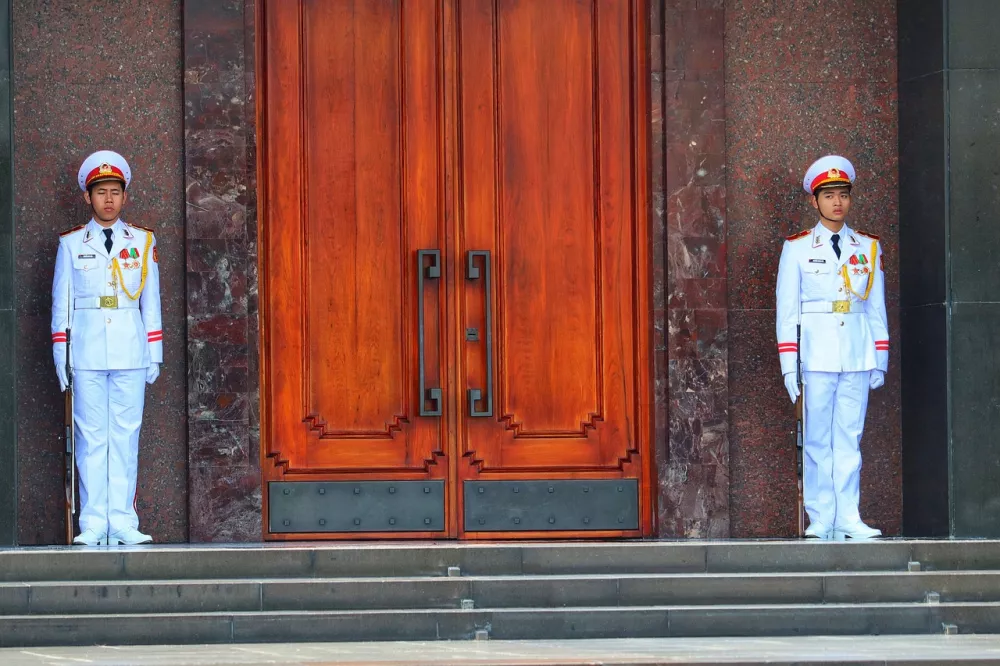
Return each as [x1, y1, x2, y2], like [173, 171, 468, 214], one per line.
[455, 0, 647, 536]
[261, 0, 449, 522]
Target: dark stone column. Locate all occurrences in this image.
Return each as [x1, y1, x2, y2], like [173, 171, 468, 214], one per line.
[0, 0, 15, 546]
[900, 0, 1000, 537]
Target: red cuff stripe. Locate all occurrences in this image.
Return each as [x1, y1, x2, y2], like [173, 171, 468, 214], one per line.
[147, 330, 162, 336]
[147, 335, 163, 342]
[51, 334, 67, 343]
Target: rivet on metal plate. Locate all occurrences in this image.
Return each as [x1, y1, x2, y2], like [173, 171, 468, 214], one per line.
[513, 517, 521, 524]
[283, 489, 290, 495]
[319, 519, 326, 526]
[548, 517, 555, 524]
[353, 487, 361, 495]
[424, 518, 432, 525]
[283, 519, 290, 526]
[513, 487, 519, 493]
[389, 487, 396, 494]
[424, 487, 431, 494]
[389, 518, 396, 525]
[353, 518, 361, 525]
[548, 486, 554, 493]
[318, 488, 325, 495]
[583, 487, 590, 493]
[478, 518, 486, 525]
[478, 487, 485, 494]
[583, 517, 591, 524]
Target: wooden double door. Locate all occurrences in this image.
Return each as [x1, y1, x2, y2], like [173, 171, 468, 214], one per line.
[258, 0, 652, 540]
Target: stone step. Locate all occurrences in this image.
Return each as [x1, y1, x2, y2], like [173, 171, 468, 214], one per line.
[1, 602, 998, 648]
[1, 571, 998, 616]
[2, 540, 998, 582]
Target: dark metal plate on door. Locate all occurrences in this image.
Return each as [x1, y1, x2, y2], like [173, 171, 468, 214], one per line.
[269, 480, 445, 533]
[464, 479, 639, 531]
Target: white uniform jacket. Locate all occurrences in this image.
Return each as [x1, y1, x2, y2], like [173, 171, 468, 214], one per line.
[776, 222, 888, 375]
[51, 219, 162, 371]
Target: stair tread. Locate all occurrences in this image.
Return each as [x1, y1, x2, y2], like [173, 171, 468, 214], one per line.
[1, 569, 995, 586]
[5, 600, 1000, 619]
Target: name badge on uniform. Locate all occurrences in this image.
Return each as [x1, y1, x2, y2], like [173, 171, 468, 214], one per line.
[78, 254, 96, 259]
[808, 259, 826, 264]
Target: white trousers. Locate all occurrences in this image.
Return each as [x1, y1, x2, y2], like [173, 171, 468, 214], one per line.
[73, 368, 146, 534]
[802, 370, 870, 528]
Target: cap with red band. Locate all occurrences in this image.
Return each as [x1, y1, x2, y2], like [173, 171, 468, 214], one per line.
[802, 155, 855, 194]
[77, 150, 132, 191]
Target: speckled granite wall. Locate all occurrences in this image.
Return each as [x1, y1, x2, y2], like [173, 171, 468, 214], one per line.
[183, 0, 260, 542]
[13, 1, 187, 543]
[725, 0, 903, 537]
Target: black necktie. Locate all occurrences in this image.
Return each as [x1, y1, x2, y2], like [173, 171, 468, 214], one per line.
[103, 228, 113, 254]
[831, 233, 841, 260]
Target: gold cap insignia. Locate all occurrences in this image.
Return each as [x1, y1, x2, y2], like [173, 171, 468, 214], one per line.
[827, 168, 841, 179]
[98, 163, 113, 174]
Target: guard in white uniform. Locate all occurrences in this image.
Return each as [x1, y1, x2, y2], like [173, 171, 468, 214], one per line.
[51, 150, 162, 546]
[776, 155, 888, 540]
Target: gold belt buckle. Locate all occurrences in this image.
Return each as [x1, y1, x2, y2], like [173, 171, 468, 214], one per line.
[100, 295, 119, 309]
[832, 300, 850, 314]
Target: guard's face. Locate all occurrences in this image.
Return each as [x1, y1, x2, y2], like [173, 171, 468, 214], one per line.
[84, 180, 127, 224]
[811, 186, 851, 224]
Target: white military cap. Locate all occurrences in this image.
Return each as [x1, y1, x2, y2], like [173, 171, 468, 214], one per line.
[802, 155, 855, 194]
[77, 150, 131, 191]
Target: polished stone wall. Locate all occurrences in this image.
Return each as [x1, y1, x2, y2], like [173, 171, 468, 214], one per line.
[183, 0, 261, 542]
[0, 0, 14, 545]
[11, 0, 906, 542]
[12, 0, 187, 544]
[724, 0, 902, 536]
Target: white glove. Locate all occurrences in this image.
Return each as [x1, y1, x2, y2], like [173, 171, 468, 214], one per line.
[869, 369, 885, 390]
[783, 372, 800, 403]
[53, 345, 69, 392]
[146, 362, 160, 385]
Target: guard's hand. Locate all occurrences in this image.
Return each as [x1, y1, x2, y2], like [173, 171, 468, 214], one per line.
[783, 372, 800, 403]
[869, 369, 885, 390]
[146, 362, 160, 385]
[55, 364, 68, 393]
[53, 344, 68, 392]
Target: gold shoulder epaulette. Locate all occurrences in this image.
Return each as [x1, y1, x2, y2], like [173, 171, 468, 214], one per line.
[785, 229, 811, 242]
[855, 230, 880, 241]
[127, 222, 155, 233]
[59, 224, 86, 237]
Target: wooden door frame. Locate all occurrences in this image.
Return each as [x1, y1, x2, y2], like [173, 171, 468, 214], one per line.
[255, 0, 656, 540]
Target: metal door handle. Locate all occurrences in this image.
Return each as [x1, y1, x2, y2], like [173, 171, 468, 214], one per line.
[466, 250, 493, 417]
[417, 250, 442, 416]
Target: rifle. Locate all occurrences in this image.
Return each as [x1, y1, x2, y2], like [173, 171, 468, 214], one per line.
[795, 324, 805, 537]
[64, 327, 75, 545]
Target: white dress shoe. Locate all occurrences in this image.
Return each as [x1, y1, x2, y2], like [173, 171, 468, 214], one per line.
[107, 528, 153, 545]
[833, 521, 882, 541]
[72, 529, 108, 546]
[804, 522, 832, 540]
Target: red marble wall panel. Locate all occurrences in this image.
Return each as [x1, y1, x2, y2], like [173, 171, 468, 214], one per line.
[12, 1, 187, 544]
[184, 0, 261, 542]
[659, 0, 730, 537]
[725, 0, 902, 537]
